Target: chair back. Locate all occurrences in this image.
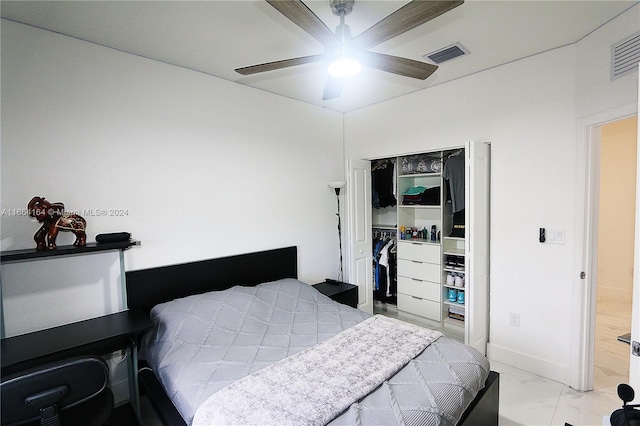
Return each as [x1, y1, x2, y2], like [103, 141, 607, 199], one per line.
[1, 356, 110, 425]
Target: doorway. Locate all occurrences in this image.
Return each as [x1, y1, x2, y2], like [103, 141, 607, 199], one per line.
[594, 116, 637, 390]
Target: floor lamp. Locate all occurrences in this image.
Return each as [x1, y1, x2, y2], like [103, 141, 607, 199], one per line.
[328, 181, 346, 282]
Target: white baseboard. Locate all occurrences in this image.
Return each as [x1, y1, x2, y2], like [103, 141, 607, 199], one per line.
[487, 342, 568, 384]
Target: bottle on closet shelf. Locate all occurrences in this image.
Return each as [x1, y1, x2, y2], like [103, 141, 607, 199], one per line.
[422, 226, 428, 240]
[431, 225, 436, 241]
[412, 227, 419, 239]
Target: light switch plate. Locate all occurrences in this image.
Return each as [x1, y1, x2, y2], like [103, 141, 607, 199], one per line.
[547, 229, 565, 245]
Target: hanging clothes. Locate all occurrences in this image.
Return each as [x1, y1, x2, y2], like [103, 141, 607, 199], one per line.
[372, 160, 396, 209]
[443, 150, 466, 238]
[373, 238, 388, 294]
[386, 244, 397, 299]
[372, 230, 397, 304]
[443, 151, 465, 213]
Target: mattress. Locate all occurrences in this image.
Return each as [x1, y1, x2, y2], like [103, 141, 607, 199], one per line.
[140, 278, 490, 425]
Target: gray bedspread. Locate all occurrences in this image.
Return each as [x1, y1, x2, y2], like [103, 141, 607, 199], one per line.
[140, 278, 490, 426]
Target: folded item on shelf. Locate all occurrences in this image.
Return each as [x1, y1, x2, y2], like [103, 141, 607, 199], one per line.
[402, 186, 440, 205]
[402, 186, 427, 196]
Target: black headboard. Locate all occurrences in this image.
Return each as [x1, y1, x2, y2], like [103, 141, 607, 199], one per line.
[126, 246, 298, 314]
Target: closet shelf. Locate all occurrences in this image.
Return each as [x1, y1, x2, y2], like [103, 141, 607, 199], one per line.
[398, 239, 440, 246]
[398, 172, 442, 178]
[444, 249, 465, 256]
[443, 284, 465, 290]
[372, 224, 397, 230]
[444, 317, 465, 327]
[398, 205, 440, 209]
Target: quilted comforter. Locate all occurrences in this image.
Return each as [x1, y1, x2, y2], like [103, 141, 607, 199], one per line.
[140, 278, 490, 426]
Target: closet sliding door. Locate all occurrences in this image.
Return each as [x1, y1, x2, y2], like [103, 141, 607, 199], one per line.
[347, 159, 373, 314]
[466, 140, 491, 353]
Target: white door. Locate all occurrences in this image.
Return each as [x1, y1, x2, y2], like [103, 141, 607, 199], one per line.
[631, 74, 640, 398]
[465, 141, 491, 354]
[347, 159, 373, 313]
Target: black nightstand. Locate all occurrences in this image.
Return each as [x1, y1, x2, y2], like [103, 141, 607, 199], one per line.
[313, 280, 358, 308]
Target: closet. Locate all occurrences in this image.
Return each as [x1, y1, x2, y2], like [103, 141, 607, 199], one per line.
[372, 228, 396, 304]
[366, 141, 490, 352]
[372, 158, 398, 306]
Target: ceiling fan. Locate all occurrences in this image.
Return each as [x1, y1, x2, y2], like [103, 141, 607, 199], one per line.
[235, 0, 464, 100]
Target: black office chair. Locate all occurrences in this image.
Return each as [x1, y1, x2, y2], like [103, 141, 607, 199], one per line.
[611, 384, 640, 426]
[1, 356, 114, 426]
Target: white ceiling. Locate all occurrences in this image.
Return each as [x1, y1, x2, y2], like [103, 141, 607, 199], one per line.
[1, 0, 637, 112]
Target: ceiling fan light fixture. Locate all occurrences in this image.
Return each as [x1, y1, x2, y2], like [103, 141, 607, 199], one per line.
[327, 57, 361, 78]
[243, 0, 464, 99]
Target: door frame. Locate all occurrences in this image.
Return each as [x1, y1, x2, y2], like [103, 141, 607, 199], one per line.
[573, 102, 637, 391]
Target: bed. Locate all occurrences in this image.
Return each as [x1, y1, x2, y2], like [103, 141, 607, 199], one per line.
[126, 246, 499, 426]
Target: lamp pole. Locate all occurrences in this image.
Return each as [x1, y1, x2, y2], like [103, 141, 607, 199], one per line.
[334, 187, 343, 281]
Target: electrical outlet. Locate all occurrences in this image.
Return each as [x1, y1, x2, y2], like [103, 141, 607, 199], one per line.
[509, 312, 521, 327]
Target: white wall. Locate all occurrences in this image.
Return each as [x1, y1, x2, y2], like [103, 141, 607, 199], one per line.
[1, 20, 344, 335]
[344, 5, 639, 386]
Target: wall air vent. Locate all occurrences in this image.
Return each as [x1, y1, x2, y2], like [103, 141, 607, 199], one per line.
[611, 31, 640, 81]
[422, 43, 469, 65]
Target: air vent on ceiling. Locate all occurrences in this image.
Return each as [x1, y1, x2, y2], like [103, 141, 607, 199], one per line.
[423, 43, 469, 65]
[611, 31, 640, 81]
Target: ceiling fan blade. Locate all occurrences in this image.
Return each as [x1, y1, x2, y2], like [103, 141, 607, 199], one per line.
[266, 0, 340, 48]
[353, 0, 464, 50]
[359, 51, 438, 80]
[322, 77, 344, 100]
[235, 54, 325, 75]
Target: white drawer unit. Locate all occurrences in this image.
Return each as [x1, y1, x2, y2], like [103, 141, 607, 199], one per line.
[397, 276, 440, 301]
[397, 242, 440, 264]
[397, 242, 441, 321]
[397, 259, 440, 282]
[397, 294, 441, 321]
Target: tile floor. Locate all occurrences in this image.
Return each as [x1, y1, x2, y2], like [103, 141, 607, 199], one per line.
[492, 359, 620, 426]
[374, 302, 628, 426]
